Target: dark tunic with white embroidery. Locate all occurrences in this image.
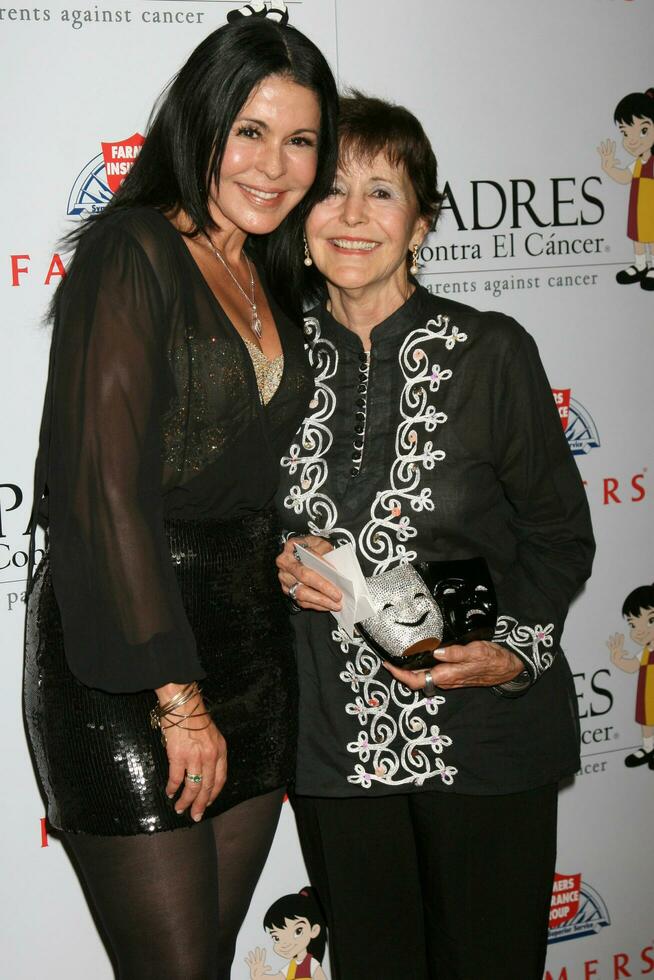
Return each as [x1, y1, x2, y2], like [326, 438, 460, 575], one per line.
[276, 285, 594, 797]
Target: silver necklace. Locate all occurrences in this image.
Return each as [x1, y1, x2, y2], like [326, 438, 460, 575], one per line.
[202, 234, 262, 339]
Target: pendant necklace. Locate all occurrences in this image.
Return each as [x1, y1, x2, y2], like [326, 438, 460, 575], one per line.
[202, 234, 263, 340]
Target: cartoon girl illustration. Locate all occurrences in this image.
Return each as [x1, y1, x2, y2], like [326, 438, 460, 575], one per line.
[598, 87, 654, 290]
[246, 887, 327, 980]
[607, 582, 654, 769]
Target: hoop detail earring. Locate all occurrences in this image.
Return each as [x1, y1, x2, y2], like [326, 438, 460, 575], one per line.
[303, 235, 313, 267]
[410, 243, 420, 276]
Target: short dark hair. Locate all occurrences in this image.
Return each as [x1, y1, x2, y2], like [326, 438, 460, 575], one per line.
[614, 88, 654, 127]
[622, 584, 654, 619]
[68, 17, 338, 317]
[337, 90, 443, 229]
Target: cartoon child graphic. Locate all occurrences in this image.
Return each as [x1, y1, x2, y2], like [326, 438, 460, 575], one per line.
[607, 582, 654, 769]
[598, 87, 654, 290]
[246, 887, 327, 980]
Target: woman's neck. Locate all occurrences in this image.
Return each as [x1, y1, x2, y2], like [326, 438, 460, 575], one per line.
[170, 207, 248, 266]
[326, 274, 414, 348]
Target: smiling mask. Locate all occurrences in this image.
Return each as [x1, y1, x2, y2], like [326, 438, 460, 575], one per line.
[357, 557, 497, 669]
[359, 565, 444, 662]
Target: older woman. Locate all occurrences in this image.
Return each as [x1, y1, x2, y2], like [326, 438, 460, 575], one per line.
[276, 94, 594, 980]
[24, 6, 337, 978]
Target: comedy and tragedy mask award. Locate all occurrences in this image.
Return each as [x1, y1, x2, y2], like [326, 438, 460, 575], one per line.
[358, 557, 498, 670]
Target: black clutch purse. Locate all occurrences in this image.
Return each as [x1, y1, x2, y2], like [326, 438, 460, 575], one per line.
[357, 557, 497, 670]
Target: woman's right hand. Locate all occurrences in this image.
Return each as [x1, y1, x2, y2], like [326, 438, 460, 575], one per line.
[155, 683, 227, 822]
[276, 535, 342, 612]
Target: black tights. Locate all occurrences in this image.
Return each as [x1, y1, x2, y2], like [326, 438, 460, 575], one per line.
[64, 788, 284, 980]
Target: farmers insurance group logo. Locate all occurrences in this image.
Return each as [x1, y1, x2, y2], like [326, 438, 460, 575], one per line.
[552, 389, 601, 456]
[548, 872, 610, 944]
[67, 133, 144, 216]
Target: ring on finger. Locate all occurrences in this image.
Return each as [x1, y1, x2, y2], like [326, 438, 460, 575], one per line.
[185, 772, 203, 784]
[424, 671, 436, 698]
[289, 582, 300, 601]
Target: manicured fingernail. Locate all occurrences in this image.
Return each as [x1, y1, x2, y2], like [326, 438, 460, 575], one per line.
[193, 813, 203, 822]
[175, 808, 184, 815]
[167, 793, 174, 799]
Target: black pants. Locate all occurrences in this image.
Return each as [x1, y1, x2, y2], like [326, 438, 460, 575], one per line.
[293, 783, 558, 980]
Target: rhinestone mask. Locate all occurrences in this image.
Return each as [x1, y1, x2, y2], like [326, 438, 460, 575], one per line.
[358, 557, 497, 670]
[359, 565, 444, 662]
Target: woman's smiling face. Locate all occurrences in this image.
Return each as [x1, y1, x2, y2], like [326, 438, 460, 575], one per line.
[305, 149, 428, 291]
[212, 74, 321, 235]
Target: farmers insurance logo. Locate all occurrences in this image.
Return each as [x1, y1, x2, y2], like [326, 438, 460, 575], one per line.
[552, 389, 600, 456]
[548, 873, 610, 944]
[67, 133, 145, 217]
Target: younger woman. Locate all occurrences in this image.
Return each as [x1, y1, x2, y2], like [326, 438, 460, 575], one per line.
[24, 5, 337, 977]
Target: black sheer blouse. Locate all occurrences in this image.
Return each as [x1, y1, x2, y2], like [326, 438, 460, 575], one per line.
[33, 208, 313, 693]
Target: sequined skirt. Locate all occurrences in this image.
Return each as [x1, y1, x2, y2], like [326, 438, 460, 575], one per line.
[23, 507, 297, 836]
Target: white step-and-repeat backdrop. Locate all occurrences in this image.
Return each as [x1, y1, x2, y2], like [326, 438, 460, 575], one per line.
[1, 1, 652, 977]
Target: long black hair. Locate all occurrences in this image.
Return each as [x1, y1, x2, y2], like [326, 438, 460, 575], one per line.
[614, 88, 654, 128]
[67, 16, 338, 317]
[263, 887, 326, 961]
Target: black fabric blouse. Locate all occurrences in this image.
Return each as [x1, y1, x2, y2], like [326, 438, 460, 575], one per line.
[33, 207, 313, 693]
[276, 286, 595, 796]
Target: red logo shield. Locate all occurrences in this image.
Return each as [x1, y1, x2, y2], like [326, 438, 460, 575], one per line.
[552, 388, 571, 431]
[549, 872, 581, 929]
[101, 133, 145, 193]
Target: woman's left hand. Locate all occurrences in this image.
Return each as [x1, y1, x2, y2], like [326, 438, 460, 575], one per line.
[383, 641, 524, 691]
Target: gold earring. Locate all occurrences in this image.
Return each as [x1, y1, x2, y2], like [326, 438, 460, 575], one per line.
[303, 235, 313, 267]
[410, 243, 420, 276]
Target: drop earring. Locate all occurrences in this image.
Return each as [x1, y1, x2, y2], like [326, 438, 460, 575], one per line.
[410, 243, 420, 276]
[303, 235, 313, 267]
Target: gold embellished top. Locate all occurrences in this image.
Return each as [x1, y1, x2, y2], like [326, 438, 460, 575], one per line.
[244, 338, 284, 406]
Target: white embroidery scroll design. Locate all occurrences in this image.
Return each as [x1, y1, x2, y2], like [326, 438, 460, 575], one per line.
[280, 316, 354, 546]
[283, 314, 468, 788]
[493, 615, 555, 681]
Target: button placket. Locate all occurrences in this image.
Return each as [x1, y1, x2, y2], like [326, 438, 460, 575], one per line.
[350, 351, 370, 477]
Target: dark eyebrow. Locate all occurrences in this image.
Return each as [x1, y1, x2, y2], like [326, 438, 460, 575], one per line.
[236, 117, 319, 137]
[237, 117, 269, 129]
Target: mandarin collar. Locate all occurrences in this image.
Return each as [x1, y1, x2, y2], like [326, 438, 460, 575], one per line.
[307, 283, 431, 353]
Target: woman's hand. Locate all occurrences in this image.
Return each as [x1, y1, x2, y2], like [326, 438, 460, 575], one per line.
[276, 535, 342, 612]
[155, 682, 227, 822]
[383, 641, 524, 691]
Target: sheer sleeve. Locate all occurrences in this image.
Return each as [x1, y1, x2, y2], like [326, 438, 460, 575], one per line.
[45, 218, 205, 692]
[489, 326, 595, 695]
